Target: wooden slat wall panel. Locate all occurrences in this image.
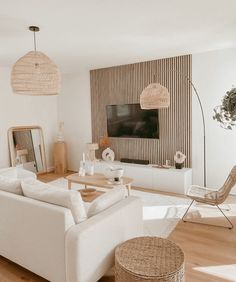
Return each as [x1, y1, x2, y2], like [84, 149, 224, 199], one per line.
[90, 55, 192, 167]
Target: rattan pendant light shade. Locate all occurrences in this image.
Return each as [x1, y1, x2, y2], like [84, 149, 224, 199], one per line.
[11, 26, 61, 96]
[11, 51, 61, 95]
[140, 83, 170, 109]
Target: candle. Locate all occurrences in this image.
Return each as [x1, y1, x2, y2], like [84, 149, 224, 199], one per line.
[82, 153, 85, 163]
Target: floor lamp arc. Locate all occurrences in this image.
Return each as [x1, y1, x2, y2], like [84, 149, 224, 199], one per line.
[140, 69, 207, 187]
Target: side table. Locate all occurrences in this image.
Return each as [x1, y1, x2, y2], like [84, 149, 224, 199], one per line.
[115, 236, 184, 281]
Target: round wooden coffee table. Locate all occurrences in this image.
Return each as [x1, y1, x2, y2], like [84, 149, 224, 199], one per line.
[115, 236, 184, 281]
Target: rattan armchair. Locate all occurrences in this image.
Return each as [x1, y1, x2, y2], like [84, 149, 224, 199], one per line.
[182, 166, 236, 229]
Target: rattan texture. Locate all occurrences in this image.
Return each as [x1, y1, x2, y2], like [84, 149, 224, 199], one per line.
[140, 83, 170, 109]
[11, 51, 61, 95]
[115, 237, 184, 282]
[187, 165, 236, 205]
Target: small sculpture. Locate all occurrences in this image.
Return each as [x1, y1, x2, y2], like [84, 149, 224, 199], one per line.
[102, 147, 115, 162]
[99, 136, 115, 162]
[174, 151, 186, 169]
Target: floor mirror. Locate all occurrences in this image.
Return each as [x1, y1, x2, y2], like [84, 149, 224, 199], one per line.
[8, 126, 47, 174]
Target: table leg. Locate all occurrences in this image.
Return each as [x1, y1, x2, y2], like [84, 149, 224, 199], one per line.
[68, 180, 72, 190]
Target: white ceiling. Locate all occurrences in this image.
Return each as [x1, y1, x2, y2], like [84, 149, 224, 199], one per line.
[1, 0, 236, 73]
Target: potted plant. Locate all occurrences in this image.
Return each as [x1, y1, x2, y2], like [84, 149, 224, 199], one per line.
[213, 86, 236, 130]
[174, 151, 186, 169]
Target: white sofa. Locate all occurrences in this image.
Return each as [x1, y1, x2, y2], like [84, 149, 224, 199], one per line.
[0, 174, 143, 282]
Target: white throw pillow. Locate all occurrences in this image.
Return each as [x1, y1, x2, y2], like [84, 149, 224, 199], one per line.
[21, 178, 87, 224]
[16, 167, 37, 179]
[87, 185, 126, 217]
[0, 175, 23, 195]
[0, 167, 37, 179]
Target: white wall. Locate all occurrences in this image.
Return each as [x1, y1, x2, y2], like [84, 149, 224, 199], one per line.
[0, 67, 58, 170]
[58, 72, 92, 171]
[192, 47, 236, 192]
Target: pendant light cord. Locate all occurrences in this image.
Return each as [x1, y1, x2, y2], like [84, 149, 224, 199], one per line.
[33, 31, 37, 52]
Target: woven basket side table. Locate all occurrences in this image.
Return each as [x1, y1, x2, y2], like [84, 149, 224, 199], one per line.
[115, 236, 184, 282]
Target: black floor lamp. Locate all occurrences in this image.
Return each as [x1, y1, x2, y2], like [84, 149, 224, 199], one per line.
[140, 70, 207, 187]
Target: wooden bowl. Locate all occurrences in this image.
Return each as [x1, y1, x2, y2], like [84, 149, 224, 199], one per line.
[80, 188, 97, 197]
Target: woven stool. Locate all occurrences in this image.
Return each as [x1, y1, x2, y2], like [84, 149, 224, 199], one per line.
[115, 237, 184, 282]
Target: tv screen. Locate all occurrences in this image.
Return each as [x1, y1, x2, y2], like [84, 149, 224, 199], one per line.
[106, 103, 159, 139]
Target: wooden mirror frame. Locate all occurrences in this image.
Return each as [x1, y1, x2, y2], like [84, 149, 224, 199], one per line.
[8, 125, 47, 174]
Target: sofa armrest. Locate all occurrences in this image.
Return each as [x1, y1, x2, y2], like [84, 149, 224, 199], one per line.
[65, 196, 143, 282]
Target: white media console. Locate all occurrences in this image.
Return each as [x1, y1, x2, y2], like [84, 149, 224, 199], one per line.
[92, 160, 192, 195]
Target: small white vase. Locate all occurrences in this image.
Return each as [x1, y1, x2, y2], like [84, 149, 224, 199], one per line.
[86, 162, 94, 176]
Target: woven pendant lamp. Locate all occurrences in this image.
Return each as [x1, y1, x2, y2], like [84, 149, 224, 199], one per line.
[11, 26, 61, 96]
[140, 83, 170, 109]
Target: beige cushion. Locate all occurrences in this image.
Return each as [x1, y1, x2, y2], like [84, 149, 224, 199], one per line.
[87, 186, 126, 217]
[0, 175, 22, 195]
[21, 178, 87, 224]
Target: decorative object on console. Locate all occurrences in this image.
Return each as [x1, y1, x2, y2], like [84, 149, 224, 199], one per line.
[162, 165, 171, 169]
[11, 26, 61, 96]
[86, 143, 99, 161]
[174, 151, 186, 169]
[102, 147, 115, 162]
[99, 136, 114, 161]
[163, 160, 171, 168]
[99, 136, 111, 148]
[140, 70, 207, 187]
[120, 158, 149, 165]
[140, 83, 170, 109]
[213, 86, 236, 130]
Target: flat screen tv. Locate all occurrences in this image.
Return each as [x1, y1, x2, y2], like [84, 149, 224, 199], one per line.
[106, 103, 159, 139]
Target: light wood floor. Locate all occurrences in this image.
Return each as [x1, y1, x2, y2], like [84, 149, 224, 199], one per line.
[169, 205, 236, 282]
[1, 172, 235, 282]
